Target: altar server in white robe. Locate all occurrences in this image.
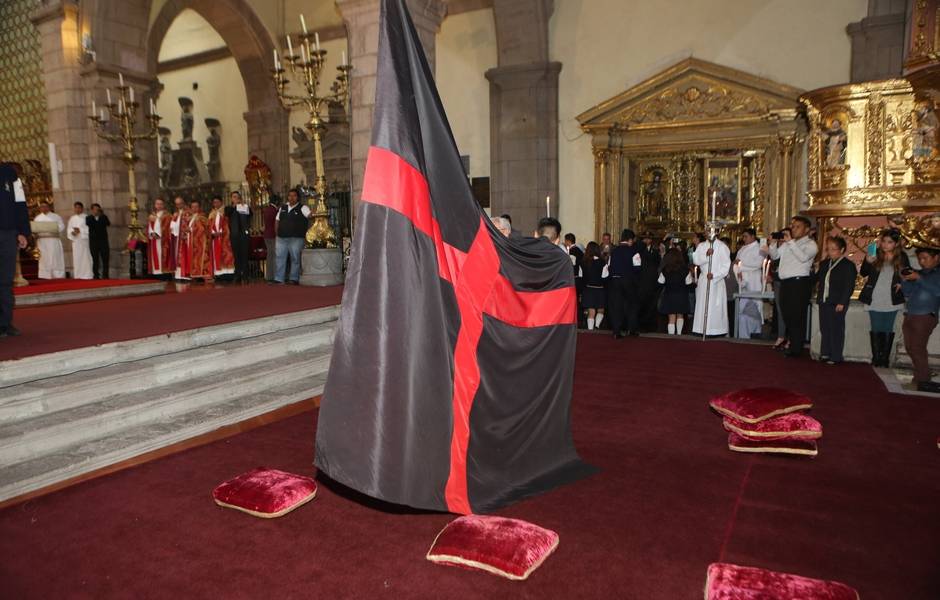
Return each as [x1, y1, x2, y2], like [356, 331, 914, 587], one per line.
[692, 235, 732, 336]
[735, 228, 768, 339]
[67, 201, 93, 280]
[34, 201, 65, 279]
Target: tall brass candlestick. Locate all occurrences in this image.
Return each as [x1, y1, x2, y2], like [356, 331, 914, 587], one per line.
[272, 22, 351, 247]
[88, 78, 160, 276]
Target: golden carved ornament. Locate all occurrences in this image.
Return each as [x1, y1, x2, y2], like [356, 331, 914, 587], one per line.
[888, 212, 940, 249]
[618, 84, 768, 125]
[866, 96, 886, 187]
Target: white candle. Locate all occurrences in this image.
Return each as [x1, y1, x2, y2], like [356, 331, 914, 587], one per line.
[150, 98, 156, 115]
[342, 50, 347, 65]
[99, 108, 105, 121]
[106, 88, 112, 105]
[287, 34, 293, 57]
[301, 44, 308, 64]
[118, 72, 124, 87]
[300, 14, 307, 35]
[92, 99, 97, 116]
[315, 32, 320, 52]
[129, 86, 134, 103]
[710, 190, 717, 223]
[546, 195, 551, 218]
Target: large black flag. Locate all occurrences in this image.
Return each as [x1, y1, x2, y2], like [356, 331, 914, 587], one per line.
[315, 0, 593, 514]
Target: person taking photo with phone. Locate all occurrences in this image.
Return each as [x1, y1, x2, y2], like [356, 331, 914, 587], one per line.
[859, 228, 909, 366]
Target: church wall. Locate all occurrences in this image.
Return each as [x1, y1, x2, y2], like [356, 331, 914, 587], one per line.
[551, 0, 869, 241]
[436, 8, 497, 179]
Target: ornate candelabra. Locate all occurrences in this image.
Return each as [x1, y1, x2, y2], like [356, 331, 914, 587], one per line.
[272, 18, 351, 247]
[88, 74, 160, 276]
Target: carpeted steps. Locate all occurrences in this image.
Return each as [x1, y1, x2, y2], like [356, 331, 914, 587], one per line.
[0, 307, 338, 503]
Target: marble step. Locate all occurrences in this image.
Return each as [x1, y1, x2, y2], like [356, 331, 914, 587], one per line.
[0, 322, 335, 422]
[0, 304, 340, 388]
[0, 374, 328, 504]
[0, 347, 332, 465]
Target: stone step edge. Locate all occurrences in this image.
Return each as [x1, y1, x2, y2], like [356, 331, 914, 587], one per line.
[0, 388, 323, 506]
[0, 323, 335, 418]
[0, 352, 331, 462]
[0, 304, 340, 388]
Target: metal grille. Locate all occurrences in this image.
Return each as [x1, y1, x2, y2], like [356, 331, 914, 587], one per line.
[0, 0, 48, 168]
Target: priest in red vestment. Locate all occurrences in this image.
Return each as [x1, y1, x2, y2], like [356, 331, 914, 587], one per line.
[188, 201, 213, 281]
[147, 198, 173, 276]
[209, 196, 235, 277]
[171, 196, 191, 281]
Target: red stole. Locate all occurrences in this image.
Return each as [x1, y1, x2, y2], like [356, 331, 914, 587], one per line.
[173, 210, 192, 280]
[147, 211, 173, 275]
[209, 209, 235, 275]
[188, 213, 213, 280]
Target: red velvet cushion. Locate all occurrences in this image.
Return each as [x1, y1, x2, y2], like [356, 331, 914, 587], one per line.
[705, 562, 858, 599]
[212, 467, 317, 518]
[710, 387, 812, 424]
[728, 433, 818, 457]
[722, 413, 822, 441]
[426, 515, 559, 580]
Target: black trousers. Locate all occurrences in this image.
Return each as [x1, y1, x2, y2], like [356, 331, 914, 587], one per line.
[232, 235, 250, 280]
[818, 302, 847, 362]
[780, 276, 813, 353]
[90, 239, 110, 279]
[607, 277, 639, 334]
[0, 230, 16, 328]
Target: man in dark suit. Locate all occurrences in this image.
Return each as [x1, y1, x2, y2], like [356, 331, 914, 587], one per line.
[86, 203, 110, 279]
[0, 163, 30, 337]
[638, 232, 661, 332]
[225, 191, 252, 283]
[608, 229, 644, 338]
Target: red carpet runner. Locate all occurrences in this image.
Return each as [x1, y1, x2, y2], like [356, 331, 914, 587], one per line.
[0, 335, 937, 598]
[1, 283, 343, 361]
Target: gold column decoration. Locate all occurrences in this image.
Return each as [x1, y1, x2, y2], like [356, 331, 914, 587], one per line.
[88, 76, 160, 277]
[592, 147, 609, 243]
[750, 152, 766, 233]
[866, 93, 885, 187]
[272, 22, 351, 248]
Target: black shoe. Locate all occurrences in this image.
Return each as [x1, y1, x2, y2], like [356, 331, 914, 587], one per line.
[916, 381, 940, 393]
[288, 280, 300, 286]
[3, 325, 21, 337]
[783, 350, 802, 358]
[882, 332, 895, 368]
[613, 332, 625, 339]
[629, 331, 639, 337]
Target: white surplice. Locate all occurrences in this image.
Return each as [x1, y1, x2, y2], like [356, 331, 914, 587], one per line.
[67, 213, 93, 280]
[735, 240, 767, 339]
[692, 238, 731, 336]
[34, 211, 66, 279]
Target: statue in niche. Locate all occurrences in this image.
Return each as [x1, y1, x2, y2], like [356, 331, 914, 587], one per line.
[641, 168, 668, 219]
[158, 126, 172, 187]
[205, 118, 221, 181]
[911, 100, 939, 159]
[824, 118, 847, 168]
[179, 97, 194, 141]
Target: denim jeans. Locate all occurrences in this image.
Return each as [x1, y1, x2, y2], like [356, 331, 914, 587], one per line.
[868, 309, 899, 333]
[276, 237, 304, 283]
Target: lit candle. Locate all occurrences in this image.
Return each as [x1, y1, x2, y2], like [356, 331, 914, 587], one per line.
[106, 88, 112, 106]
[92, 99, 97, 116]
[287, 34, 293, 57]
[546, 195, 551, 218]
[342, 50, 347, 66]
[300, 14, 307, 35]
[710, 190, 717, 223]
[315, 32, 320, 52]
[118, 72, 124, 87]
[129, 86, 134, 103]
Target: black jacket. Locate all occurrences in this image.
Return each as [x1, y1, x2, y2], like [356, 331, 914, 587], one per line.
[86, 214, 110, 245]
[815, 257, 857, 305]
[609, 243, 644, 281]
[225, 205, 252, 239]
[858, 254, 909, 306]
[0, 163, 30, 235]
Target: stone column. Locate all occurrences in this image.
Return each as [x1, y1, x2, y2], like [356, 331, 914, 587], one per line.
[336, 0, 446, 229]
[486, 62, 561, 233]
[244, 105, 291, 193]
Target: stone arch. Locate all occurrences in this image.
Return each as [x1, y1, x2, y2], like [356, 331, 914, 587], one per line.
[147, 0, 290, 189]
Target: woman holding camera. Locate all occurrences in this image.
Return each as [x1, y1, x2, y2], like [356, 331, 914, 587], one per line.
[859, 228, 909, 367]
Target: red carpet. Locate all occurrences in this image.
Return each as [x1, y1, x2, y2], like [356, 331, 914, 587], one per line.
[1, 283, 343, 361]
[14, 279, 157, 295]
[0, 335, 937, 598]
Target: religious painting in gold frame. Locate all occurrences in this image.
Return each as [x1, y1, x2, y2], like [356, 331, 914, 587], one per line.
[637, 164, 670, 223]
[703, 157, 746, 224]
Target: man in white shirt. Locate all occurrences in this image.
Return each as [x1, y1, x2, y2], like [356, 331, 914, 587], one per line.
[34, 201, 65, 279]
[692, 234, 732, 336]
[769, 215, 818, 357]
[67, 202, 93, 279]
[735, 228, 768, 339]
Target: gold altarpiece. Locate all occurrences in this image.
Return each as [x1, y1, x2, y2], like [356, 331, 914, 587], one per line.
[577, 58, 806, 242]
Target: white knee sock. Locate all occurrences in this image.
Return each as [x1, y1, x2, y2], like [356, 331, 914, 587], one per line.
[667, 323, 676, 335]
[675, 318, 684, 334]
[595, 313, 604, 327]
